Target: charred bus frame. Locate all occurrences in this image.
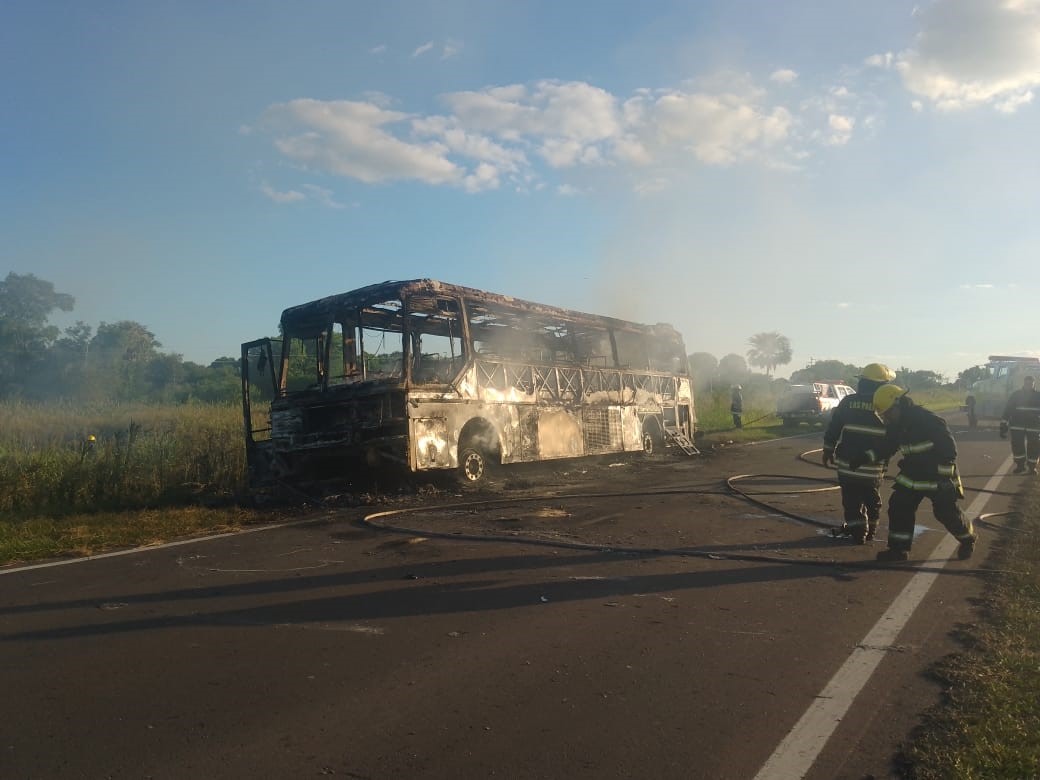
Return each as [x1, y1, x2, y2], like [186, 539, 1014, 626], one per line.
[241, 279, 696, 487]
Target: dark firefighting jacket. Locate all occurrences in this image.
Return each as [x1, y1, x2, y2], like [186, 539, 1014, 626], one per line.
[866, 403, 960, 493]
[823, 392, 887, 481]
[1003, 387, 1040, 432]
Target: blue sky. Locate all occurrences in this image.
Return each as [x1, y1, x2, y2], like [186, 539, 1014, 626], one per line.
[3, 0, 1039, 381]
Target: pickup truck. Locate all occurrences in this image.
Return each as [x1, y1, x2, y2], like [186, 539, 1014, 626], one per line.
[777, 382, 854, 425]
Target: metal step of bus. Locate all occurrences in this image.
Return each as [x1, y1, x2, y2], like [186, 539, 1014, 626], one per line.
[663, 425, 700, 455]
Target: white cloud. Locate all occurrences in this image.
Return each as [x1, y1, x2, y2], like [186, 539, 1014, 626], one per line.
[259, 74, 859, 192]
[369, 44, 387, 55]
[442, 40, 463, 59]
[302, 184, 350, 209]
[770, 69, 798, 84]
[895, 0, 1040, 112]
[644, 90, 792, 165]
[412, 41, 434, 58]
[411, 114, 527, 171]
[266, 99, 462, 186]
[996, 90, 1035, 113]
[864, 52, 895, 69]
[260, 182, 305, 203]
[462, 162, 500, 193]
[443, 80, 622, 149]
[827, 113, 855, 145]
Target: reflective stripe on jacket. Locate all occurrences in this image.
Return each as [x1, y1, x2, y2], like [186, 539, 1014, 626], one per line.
[872, 403, 959, 485]
[823, 394, 887, 481]
[1003, 388, 1040, 431]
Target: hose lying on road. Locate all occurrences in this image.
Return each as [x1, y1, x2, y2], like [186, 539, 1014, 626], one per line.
[359, 450, 1021, 574]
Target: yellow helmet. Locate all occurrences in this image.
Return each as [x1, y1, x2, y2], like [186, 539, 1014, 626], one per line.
[873, 384, 906, 414]
[860, 363, 896, 382]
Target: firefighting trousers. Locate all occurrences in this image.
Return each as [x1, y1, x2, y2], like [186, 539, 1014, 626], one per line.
[1009, 428, 1040, 468]
[838, 476, 882, 535]
[886, 484, 974, 552]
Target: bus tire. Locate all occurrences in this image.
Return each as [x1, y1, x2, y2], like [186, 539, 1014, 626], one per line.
[458, 444, 492, 486]
[642, 420, 664, 457]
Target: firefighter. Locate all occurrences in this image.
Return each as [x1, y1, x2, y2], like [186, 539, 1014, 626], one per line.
[965, 393, 977, 428]
[822, 363, 896, 543]
[730, 385, 743, 428]
[849, 385, 976, 562]
[1001, 375, 1040, 474]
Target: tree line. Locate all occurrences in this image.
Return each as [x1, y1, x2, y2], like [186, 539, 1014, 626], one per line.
[0, 273, 240, 403]
[689, 331, 979, 393]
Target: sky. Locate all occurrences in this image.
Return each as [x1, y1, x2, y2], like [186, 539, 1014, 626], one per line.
[3, 0, 1039, 382]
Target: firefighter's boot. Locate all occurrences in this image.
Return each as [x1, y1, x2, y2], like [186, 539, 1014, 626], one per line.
[958, 534, 977, 561]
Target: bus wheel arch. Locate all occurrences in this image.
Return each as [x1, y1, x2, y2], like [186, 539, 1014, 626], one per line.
[457, 417, 501, 486]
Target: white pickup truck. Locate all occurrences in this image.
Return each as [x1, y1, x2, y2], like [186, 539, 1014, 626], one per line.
[777, 381, 855, 425]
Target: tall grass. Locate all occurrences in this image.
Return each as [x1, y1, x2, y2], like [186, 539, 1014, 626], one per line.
[0, 401, 246, 518]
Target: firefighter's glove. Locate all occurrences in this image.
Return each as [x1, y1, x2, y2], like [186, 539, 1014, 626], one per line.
[999, 421, 1009, 439]
[937, 478, 964, 500]
[822, 448, 834, 468]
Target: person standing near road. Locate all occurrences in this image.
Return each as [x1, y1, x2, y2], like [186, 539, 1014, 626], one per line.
[965, 393, 977, 429]
[730, 385, 744, 428]
[1001, 375, 1040, 474]
[849, 385, 976, 562]
[822, 363, 896, 543]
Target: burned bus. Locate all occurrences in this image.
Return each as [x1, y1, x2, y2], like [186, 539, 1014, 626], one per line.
[241, 279, 696, 489]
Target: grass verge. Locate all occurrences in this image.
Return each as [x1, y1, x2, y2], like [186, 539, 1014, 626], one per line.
[898, 478, 1040, 778]
[0, 506, 283, 566]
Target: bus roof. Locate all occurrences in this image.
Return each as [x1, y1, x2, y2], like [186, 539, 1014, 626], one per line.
[280, 278, 682, 337]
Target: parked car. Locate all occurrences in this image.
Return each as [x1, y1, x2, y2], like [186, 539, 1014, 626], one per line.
[777, 381, 854, 425]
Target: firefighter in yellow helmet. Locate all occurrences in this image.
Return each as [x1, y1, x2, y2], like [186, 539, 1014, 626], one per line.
[822, 363, 896, 543]
[849, 385, 976, 562]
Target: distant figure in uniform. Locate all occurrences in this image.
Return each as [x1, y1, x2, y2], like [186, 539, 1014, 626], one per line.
[822, 363, 896, 543]
[730, 385, 744, 428]
[965, 394, 977, 429]
[1002, 375, 1040, 474]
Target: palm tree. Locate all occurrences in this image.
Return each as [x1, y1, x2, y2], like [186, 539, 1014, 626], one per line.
[747, 332, 792, 376]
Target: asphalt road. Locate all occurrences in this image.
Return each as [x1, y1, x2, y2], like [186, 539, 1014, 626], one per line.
[1, 417, 1024, 779]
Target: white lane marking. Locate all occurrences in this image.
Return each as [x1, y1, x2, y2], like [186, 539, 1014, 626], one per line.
[0, 517, 325, 576]
[754, 454, 1013, 780]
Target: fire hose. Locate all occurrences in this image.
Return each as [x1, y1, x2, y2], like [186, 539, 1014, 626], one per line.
[358, 449, 1022, 573]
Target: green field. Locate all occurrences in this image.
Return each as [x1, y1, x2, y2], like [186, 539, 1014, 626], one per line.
[0, 401, 254, 563]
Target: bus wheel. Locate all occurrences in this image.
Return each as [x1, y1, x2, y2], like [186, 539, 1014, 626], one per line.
[458, 445, 491, 486]
[642, 427, 664, 457]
